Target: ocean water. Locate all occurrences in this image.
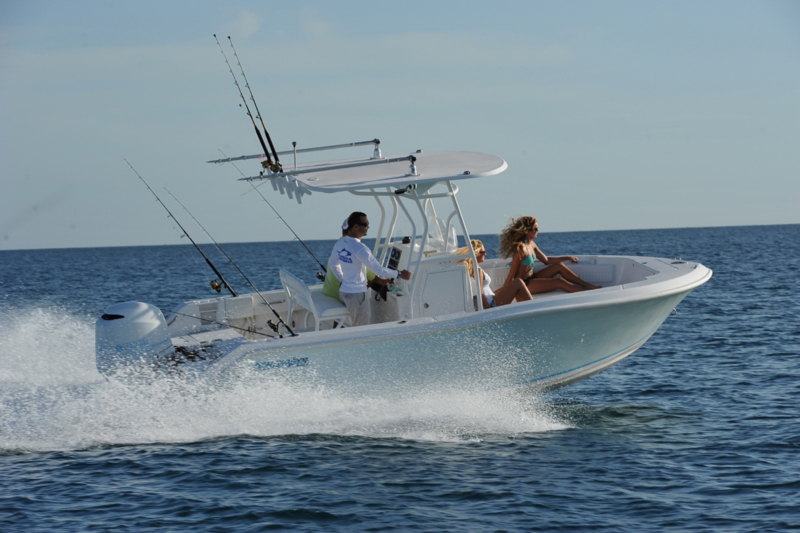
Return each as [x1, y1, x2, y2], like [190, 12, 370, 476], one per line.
[1, 224, 798, 532]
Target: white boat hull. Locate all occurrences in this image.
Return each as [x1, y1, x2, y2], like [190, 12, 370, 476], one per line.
[208, 292, 687, 395]
[98, 252, 711, 395]
[196, 257, 709, 394]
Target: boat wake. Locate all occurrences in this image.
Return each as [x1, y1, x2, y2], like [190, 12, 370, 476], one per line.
[0, 308, 569, 453]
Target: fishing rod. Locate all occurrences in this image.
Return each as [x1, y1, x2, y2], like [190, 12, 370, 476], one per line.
[227, 36, 282, 173]
[163, 188, 236, 263]
[214, 34, 282, 174]
[124, 159, 237, 297]
[219, 149, 327, 277]
[162, 187, 296, 338]
[170, 311, 275, 339]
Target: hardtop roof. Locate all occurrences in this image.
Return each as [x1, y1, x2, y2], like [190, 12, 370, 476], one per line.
[272, 151, 507, 193]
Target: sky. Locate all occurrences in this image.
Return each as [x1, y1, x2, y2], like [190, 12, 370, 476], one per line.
[1, 0, 799, 251]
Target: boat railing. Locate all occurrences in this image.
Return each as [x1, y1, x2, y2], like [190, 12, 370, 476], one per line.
[207, 138, 382, 165]
[239, 154, 416, 181]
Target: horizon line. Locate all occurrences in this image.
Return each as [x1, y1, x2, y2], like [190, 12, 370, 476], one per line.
[1, 222, 796, 253]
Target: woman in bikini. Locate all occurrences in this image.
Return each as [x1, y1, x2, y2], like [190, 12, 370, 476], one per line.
[457, 239, 532, 308]
[499, 216, 599, 295]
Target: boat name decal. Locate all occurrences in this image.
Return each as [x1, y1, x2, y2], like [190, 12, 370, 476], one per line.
[115, 337, 150, 352]
[254, 357, 309, 370]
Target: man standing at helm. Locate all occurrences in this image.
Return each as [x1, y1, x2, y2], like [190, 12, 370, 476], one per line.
[330, 211, 412, 326]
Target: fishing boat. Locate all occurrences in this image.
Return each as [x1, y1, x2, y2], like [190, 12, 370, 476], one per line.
[96, 139, 712, 394]
[97, 39, 711, 393]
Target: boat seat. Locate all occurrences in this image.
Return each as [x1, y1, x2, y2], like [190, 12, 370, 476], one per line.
[279, 269, 350, 331]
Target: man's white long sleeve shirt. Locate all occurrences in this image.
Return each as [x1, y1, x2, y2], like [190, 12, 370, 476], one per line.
[329, 236, 398, 294]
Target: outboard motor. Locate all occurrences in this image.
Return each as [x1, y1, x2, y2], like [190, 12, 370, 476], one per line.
[95, 301, 174, 376]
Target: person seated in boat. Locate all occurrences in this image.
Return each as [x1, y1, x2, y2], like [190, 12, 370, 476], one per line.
[499, 216, 599, 296]
[457, 239, 533, 309]
[329, 212, 411, 326]
[323, 229, 390, 302]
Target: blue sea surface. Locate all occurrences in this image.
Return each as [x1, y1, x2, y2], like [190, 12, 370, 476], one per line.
[1, 225, 798, 531]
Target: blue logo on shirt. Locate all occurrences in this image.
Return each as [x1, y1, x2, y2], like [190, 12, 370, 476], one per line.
[337, 248, 353, 264]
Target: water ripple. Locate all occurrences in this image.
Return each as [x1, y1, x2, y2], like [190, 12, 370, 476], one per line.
[1, 225, 799, 531]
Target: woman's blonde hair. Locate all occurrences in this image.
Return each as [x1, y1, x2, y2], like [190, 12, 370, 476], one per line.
[456, 239, 485, 278]
[498, 216, 537, 259]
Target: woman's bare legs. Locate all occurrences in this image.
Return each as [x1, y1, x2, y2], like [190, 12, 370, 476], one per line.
[532, 263, 600, 290]
[527, 277, 585, 294]
[495, 278, 533, 306]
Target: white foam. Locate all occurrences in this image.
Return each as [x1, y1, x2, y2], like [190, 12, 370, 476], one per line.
[0, 308, 570, 452]
[0, 307, 100, 384]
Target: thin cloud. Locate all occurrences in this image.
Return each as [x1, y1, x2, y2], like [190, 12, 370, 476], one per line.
[261, 31, 572, 74]
[1, 30, 571, 91]
[232, 10, 261, 39]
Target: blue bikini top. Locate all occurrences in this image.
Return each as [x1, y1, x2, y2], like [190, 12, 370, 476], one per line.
[521, 253, 535, 267]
